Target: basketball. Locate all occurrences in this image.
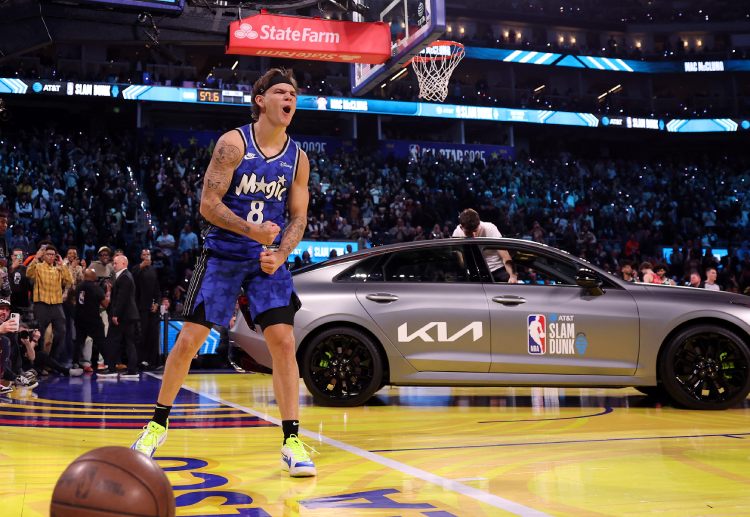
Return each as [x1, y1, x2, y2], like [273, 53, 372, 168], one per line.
[50, 446, 175, 517]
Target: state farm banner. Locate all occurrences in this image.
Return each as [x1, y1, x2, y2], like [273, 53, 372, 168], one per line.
[381, 139, 515, 163]
[227, 13, 390, 64]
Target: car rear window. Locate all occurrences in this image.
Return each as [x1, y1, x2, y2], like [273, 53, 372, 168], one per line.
[334, 255, 384, 282]
[382, 247, 470, 283]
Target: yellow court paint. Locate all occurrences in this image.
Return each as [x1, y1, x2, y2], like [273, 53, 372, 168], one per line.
[2, 373, 750, 516]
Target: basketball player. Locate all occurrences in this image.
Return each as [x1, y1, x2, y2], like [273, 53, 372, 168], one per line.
[132, 68, 316, 477]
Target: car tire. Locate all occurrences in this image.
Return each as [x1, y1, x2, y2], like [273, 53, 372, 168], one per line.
[659, 325, 750, 410]
[301, 327, 384, 407]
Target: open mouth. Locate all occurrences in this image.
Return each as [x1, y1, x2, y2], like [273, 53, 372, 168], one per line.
[282, 106, 292, 114]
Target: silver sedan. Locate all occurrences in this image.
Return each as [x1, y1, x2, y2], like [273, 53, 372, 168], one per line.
[230, 238, 750, 410]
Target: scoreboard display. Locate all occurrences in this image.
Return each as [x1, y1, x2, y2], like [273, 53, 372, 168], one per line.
[197, 89, 249, 105]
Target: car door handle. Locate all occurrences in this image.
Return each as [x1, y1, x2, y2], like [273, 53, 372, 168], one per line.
[492, 295, 527, 306]
[366, 293, 399, 303]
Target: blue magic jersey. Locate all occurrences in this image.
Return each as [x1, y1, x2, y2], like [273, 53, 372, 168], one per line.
[203, 124, 301, 260]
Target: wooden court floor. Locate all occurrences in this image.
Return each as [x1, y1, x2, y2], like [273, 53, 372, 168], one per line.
[3, 372, 750, 516]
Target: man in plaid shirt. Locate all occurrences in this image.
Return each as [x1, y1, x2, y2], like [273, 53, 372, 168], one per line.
[27, 244, 73, 366]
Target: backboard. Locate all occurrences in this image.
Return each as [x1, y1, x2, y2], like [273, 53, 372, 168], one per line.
[351, 0, 445, 96]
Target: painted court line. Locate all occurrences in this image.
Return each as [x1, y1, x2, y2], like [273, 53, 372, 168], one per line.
[149, 374, 549, 517]
[370, 431, 750, 453]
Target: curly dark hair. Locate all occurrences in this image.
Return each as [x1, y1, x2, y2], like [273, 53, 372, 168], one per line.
[458, 208, 481, 235]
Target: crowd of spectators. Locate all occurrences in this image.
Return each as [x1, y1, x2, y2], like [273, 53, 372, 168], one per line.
[0, 128, 166, 393]
[2, 124, 750, 392]
[133, 130, 750, 294]
[379, 74, 739, 120]
[468, 0, 750, 24]
[456, 26, 748, 63]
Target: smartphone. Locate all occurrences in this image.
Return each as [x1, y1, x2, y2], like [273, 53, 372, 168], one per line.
[9, 312, 20, 329]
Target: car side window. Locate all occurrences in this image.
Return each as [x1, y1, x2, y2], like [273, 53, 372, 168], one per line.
[480, 246, 579, 286]
[335, 255, 384, 282]
[383, 246, 471, 283]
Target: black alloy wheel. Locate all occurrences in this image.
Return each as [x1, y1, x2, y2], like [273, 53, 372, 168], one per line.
[301, 327, 384, 407]
[660, 325, 750, 410]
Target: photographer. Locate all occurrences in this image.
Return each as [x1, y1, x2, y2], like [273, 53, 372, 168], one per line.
[18, 324, 83, 379]
[0, 298, 37, 390]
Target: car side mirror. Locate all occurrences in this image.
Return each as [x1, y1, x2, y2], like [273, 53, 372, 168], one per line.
[576, 268, 603, 296]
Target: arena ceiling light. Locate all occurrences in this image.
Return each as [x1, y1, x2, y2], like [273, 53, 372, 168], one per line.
[389, 68, 408, 82]
[597, 84, 622, 101]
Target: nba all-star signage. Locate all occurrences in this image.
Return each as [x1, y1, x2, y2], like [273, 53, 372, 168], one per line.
[381, 139, 515, 163]
[226, 13, 391, 64]
[145, 129, 351, 155]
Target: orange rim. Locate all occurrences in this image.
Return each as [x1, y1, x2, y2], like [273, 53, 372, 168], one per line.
[407, 40, 465, 65]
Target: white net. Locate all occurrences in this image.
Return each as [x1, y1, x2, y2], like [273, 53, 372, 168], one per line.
[410, 41, 465, 102]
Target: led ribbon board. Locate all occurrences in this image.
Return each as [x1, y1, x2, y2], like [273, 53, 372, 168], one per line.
[2, 78, 747, 133]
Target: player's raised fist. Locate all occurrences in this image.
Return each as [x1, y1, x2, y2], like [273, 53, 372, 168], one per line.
[255, 221, 281, 245]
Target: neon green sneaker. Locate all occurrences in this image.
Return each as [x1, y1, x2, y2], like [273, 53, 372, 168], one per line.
[281, 435, 317, 477]
[131, 421, 168, 458]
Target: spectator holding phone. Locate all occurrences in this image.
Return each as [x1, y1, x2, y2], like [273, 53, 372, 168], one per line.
[26, 244, 73, 366]
[9, 248, 33, 323]
[0, 298, 38, 390]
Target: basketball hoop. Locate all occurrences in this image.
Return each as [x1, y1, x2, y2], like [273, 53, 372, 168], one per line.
[409, 40, 465, 103]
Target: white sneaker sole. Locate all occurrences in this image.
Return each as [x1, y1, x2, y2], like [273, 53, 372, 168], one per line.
[281, 459, 316, 477]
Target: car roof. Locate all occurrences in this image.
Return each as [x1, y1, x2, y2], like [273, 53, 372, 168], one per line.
[293, 238, 602, 276]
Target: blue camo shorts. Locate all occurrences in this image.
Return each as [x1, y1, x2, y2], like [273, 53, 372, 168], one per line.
[183, 251, 295, 328]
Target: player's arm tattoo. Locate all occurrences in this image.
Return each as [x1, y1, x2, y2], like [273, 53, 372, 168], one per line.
[200, 137, 251, 236]
[279, 215, 306, 258]
[215, 141, 241, 165]
[204, 141, 241, 191]
[211, 201, 252, 235]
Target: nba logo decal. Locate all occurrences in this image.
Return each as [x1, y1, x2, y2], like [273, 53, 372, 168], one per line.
[528, 314, 546, 354]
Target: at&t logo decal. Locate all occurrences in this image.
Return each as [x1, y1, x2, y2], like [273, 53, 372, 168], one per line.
[528, 313, 588, 355]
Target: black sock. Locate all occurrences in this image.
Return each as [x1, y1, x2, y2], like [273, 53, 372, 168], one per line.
[152, 404, 172, 427]
[282, 419, 299, 444]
